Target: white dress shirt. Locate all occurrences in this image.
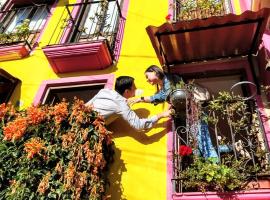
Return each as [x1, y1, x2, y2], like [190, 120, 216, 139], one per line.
[86, 89, 158, 130]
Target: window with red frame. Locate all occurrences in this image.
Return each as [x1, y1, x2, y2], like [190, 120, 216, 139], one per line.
[0, 0, 55, 46]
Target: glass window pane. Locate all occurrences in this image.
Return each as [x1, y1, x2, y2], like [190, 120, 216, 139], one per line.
[5, 7, 31, 33]
[29, 6, 48, 30]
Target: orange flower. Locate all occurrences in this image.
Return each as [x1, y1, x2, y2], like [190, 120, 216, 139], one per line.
[37, 172, 51, 194]
[95, 124, 107, 135]
[93, 115, 105, 126]
[51, 102, 69, 124]
[26, 105, 46, 125]
[3, 117, 28, 141]
[69, 99, 87, 124]
[24, 137, 46, 159]
[64, 161, 76, 190]
[0, 103, 7, 120]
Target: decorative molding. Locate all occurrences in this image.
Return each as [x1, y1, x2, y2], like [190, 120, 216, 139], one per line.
[43, 40, 113, 73]
[0, 43, 30, 61]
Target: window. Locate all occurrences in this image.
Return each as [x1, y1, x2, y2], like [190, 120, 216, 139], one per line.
[172, 72, 269, 192]
[67, 0, 123, 46]
[0, 0, 7, 9]
[43, 83, 105, 105]
[0, 1, 53, 46]
[0, 69, 20, 104]
[3, 5, 49, 33]
[173, 0, 232, 21]
[34, 74, 114, 105]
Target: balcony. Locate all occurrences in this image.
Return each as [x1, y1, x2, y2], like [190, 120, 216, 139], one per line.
[170, 87, 270, 198]
[172, 0, 232, 21]
[0, 4, 50, 61]
[43, 0, 124, 73]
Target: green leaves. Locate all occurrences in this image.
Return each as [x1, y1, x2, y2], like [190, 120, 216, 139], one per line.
[0, 19, 30, 44]
[178, 0, 225, 20]
[179, 157, 248, 192]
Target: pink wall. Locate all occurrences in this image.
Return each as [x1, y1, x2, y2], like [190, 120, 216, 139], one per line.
[239, 0, 252, 12]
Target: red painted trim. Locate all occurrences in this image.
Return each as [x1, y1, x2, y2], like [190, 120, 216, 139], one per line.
[60, 0, 83, 44]
[31, 0, 58, 51]
[33, 74, 115, 105]
[0, 43, 30, 61]
[43, 40, 113, 73]
[166, 119, 173, 200]
[113, 0, 129, 59]
[172, 189, 270, 200]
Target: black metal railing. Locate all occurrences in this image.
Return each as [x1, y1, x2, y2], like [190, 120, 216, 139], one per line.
[0, 4, 49, 49]
[47, 0, 123, 57]
[172, 91, 270, 192]
[172, 0, 233, 21]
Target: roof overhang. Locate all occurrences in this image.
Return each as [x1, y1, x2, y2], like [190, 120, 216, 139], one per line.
[146, 8, 270, 67]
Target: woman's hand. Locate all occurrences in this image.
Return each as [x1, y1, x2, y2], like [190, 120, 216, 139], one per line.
[127, 98, 142, 106]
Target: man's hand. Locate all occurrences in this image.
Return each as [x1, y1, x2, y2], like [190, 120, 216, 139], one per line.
[157, 109, 174, 119]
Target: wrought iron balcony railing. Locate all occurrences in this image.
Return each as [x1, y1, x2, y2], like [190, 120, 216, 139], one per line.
[172, 0, 233, 21]
[0, 4, 50, 49]
[47, 0, 122, 56]
[171, 89, 270, 192]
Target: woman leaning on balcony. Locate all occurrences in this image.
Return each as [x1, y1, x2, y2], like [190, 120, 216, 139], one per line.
[130, 65, 245, 163]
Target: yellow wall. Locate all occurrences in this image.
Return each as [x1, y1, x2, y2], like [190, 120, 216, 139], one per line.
[108, 0, 169, 199]
[232, 0, 242, 14]
[0, 0, 169, 199]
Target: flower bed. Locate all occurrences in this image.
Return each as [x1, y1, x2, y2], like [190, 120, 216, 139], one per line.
[0, 99, 114, 199]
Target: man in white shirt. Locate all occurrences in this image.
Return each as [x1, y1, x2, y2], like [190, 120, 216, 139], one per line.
[86, 76, 171, 131]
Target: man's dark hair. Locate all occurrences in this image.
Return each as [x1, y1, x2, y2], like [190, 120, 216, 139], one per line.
[115, 76, 134, 95]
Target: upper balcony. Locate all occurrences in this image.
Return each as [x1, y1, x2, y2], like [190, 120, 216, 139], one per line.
[170, 85, 270, 198]
[0, 4, 50, 61]
[172, 0, 232, 22]
[42, 0, 124, 74]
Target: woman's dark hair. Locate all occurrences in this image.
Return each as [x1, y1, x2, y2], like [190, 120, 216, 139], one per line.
[115, 76, 134, 95]
[145, 65, 165, 80]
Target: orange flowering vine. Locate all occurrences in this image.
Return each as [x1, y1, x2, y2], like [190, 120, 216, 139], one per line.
[24, 137, 46, 159]
[26, 105, 46, 125]
[0, 102, 15, 120]
[0, 103, 8, 120]
[3, 117, 28, 141]
[69, 98, 87, 124]
[51, 102, 69, 124]
[93, 115, 107, 135]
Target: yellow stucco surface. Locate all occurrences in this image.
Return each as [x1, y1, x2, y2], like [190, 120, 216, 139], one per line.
[233, 0, 242, 14]
[0, 0, 169, 199]
[107, 0, 169, 199]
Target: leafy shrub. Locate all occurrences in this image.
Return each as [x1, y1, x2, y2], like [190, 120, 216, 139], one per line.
[0, 99, 114, 200]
